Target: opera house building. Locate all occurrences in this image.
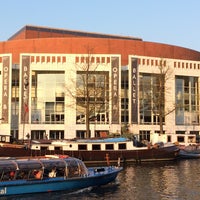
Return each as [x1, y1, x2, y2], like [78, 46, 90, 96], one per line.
[0, 25, 200, 145]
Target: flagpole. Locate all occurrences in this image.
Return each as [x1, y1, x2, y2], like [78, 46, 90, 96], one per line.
[23, 111, 26, 144]
[23, 103, 28, 144]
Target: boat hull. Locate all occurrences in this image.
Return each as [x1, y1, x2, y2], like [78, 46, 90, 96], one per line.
[178, 149, 200, 159]
[0, 145, 179, 164]
[0, 166, 121, 196]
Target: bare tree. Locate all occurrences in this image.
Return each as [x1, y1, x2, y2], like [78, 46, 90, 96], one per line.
[66, 47, 109, 138]
[140, 59, 174, 135]
[153, 59, 174, 134]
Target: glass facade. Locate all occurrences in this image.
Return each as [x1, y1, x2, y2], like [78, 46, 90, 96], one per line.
[76, 71, 109, 125]
[175, 76, 199, 125]
[31, 71, 65, 124]
[121, 66, 129, 123]
[7, 55, 200, 142]
[139, 73, 165, 125]
[11, 65, 20, 139]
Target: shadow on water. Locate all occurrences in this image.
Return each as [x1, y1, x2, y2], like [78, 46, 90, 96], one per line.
[118, 159, 200, 200]
[1, 159, 200, 200]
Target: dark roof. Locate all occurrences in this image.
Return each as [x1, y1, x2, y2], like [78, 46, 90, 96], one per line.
[8, 25, 143, 41]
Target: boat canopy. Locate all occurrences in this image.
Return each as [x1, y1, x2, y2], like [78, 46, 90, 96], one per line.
[0, 157, 88, 181]
[40, 159, 66, 169]
[16, 160, 43, 170]
[0, 160, 17, 172]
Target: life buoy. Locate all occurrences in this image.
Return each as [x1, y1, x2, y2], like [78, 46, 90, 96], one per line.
[58, 155, 69, 159]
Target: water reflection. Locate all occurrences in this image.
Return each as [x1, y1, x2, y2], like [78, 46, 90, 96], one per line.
[119, 160, 200, 200]
[2, 160, 200, 200]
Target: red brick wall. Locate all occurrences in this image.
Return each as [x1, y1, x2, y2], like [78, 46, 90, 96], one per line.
[9, 27, 98, 40]
[0, 37, 200, 65]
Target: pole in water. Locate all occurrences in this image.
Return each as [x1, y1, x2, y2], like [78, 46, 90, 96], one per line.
[105, 153, 110, 166]
[117, 157, 121, 167]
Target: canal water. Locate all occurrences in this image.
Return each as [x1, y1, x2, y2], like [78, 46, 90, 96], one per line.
[2, 159, 200, 200]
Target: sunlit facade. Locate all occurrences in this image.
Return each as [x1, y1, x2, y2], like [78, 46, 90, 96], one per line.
[0, 25, 200, 142]
[175, 76, 199, 126]
[15, 54, 121, 141]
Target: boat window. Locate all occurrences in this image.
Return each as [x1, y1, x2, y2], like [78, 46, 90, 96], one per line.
[0, 161, 16, 172]
[118, 143, 126, 150]
[105, 144, 114, 150]
[92, 144, 101, 150]
[1, 171, 16, 181]
[16, 160, 43, 170]
[29, 169, 43, 179]
[65, 158, 88, 177]
[67, 165, 79, 177]
[55, 146, 62, 151]
[66, 159, 81, 178]
[44, 166, 65, 178]
[41, 146, 48, 151]
[40, 159, 66, 168]
[15, 169, 41, 180]
[14, 160, 43, 180]
[56, 168, 65, 177]
[78, 144, 87, 150]
[40, 159, 66, 178]
[16, 170, 29, 180]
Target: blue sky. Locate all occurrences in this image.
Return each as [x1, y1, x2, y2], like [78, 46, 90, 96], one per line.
[1, 0, 200, 51]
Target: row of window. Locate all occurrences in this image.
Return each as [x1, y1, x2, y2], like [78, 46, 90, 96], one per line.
[41, 143, 127, 151]
[138, 58, 200, 70]
[75, 56, 111, 64]
[10, 65, 200, 129]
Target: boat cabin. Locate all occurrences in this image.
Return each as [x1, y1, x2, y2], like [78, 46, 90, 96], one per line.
[150, 133, 197, 146]
[0, 157, 88, 182]
[31, 139, 138, 152]
[164, 133, 197, 146]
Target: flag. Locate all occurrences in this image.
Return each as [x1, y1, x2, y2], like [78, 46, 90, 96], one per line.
[24, 103, 29, 113]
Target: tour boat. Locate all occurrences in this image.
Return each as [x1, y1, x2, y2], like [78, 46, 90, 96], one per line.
[0, 156, 122, 196]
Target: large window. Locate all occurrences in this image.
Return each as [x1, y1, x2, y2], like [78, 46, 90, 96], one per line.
[175, 76, 199, 125]
[76, 71, 109, 124]
[121, 66, 129, 123]
[31, 130, 46, 140]
[49, 130, 64, 140]
[139, 73, 165, 124]
[31, 71, 65, 124]
[11, 65, 20, 138]
[139, 130, 150, 141]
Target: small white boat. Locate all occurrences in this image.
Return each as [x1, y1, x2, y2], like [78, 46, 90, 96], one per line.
[179, 145, 200, 159]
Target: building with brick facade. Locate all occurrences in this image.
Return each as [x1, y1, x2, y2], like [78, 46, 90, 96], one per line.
[0, 25, 200, 144]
